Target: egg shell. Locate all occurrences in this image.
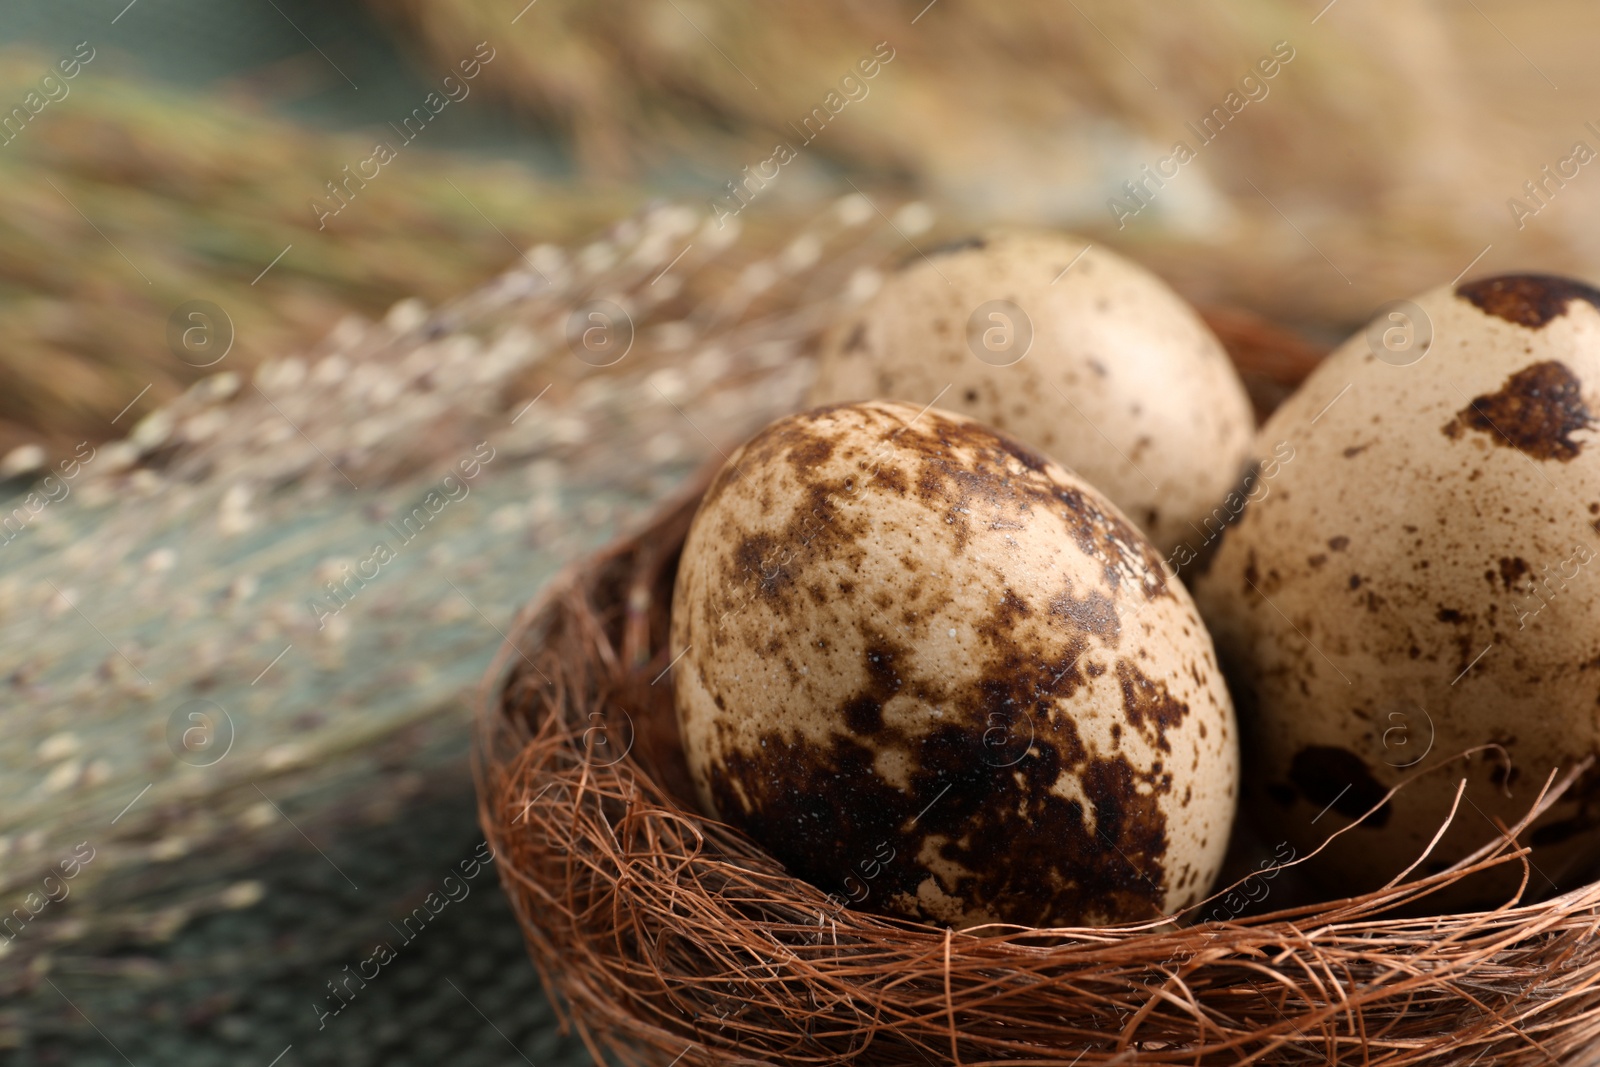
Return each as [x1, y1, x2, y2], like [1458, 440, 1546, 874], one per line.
[1193, 274, 1600, 903]
[670, 400, 1238, 928]
[807, 231, 1255, 555]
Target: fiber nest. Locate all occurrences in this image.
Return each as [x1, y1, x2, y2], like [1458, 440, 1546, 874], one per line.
[477, 360, 1600, 1067]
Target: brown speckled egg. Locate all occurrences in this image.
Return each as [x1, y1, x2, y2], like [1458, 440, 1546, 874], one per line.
[808, 231, 1255, 555]
[670, 400, 1238, 928]
[1193, 274, 1600, 905]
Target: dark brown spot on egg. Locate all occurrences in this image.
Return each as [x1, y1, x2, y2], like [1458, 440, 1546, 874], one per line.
[707, 413, 846, 513]
[998, 436, 1050, 474]
[1288, 746, 1391, 828]
[710, 709, 1172, 928]
[991, 587, 1032, 626]
[893, 411, 1169, 600]
[1456, 273, 1600, 329]
[842, 696, 883, 735]
[971, 602, 1094, 710]
[864, 641, 904, 693]
[788, 433, 836, 471]
[1115, 660, 1190, 753]
[1443, 361, 1594, 462]
[1328, 536, 1350, 552]
[870, 462, 909, 495]
[734, 533, 793, 604]
[1498, 556, 1531, 591]
[840, 638, 908, 735]
[1050, 483, 1169, 599]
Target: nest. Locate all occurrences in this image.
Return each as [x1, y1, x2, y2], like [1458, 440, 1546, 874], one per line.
[478, 358, 1600, 1067]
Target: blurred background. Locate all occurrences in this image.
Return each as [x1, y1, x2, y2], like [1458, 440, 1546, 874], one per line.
[2, 1, 1599, 1064]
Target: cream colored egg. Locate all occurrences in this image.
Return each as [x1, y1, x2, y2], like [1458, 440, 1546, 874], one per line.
[808, 231, 1255, 555]
[670, 400, 1238, 928]
[1193, 274, 1600, 904]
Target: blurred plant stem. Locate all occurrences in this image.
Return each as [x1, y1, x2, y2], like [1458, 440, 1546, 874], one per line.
[0, 49, 633, 459]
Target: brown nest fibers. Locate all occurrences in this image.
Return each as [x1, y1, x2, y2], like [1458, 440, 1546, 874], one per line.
[478, 365, 1600, 1067]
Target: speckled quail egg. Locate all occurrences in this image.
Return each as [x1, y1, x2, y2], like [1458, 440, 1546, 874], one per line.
[670, 399, 1238, 928]
[1193, 273, 1600, 904]
[808, 231, 1255, 556]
